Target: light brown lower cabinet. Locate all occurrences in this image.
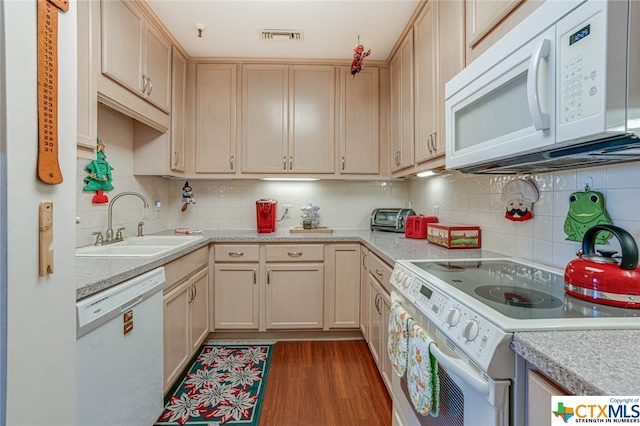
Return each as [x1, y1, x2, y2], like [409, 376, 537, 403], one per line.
[265, 263, 324, 329]
[162, 266, 209, 393]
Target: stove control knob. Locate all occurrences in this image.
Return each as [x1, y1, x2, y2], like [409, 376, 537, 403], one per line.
[462, 320, 480, 342]
[394, 270, 404, 282]
[401, 276, 411, 289]
[446, 308, 461, 327]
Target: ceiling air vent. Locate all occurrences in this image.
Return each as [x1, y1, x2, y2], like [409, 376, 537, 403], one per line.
[258, 30, 304, 42]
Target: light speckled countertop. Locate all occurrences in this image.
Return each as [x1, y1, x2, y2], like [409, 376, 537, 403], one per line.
[76, 229, 640, 396]
[512, 330, 640, 395]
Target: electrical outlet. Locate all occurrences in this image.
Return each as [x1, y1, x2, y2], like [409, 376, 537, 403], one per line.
[283, 204, 292, 218]
[433, 205, 439, 216]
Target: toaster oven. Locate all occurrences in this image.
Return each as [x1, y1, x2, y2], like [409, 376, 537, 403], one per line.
[370, 208, 416, 233]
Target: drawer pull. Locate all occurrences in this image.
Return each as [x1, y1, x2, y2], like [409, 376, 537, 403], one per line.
[287, 251, 303, 257]
[228, 251, 244, 257]
[375, 269, 384, 276]
[253, 268, 257, 284]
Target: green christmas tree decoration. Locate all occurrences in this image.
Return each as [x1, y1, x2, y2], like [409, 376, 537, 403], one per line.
[84, 139, 114, 203]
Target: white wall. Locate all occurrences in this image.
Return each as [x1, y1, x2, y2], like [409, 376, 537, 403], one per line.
[408, 165, 640, 270]
[4, 1, 77, 424]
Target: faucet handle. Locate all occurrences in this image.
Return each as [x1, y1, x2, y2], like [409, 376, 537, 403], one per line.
[115, 227, 125, 241]
[91, 231, 103, 246]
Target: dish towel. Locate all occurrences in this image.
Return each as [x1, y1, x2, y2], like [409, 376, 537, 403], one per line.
[407, 321, 440, 417]
[387, 301, 411, 377]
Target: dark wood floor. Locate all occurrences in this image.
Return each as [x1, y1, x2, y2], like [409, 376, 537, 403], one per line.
[259, 340, 392, 426]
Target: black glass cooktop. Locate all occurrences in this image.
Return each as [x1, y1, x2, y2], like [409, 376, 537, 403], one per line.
[410, 259, 639, 320]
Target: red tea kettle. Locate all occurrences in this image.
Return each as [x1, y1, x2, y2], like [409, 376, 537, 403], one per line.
[564, 224, 640, 308]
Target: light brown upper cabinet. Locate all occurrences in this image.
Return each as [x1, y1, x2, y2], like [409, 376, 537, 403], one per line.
[170, 47, 187, 174]
[414, 0, 439, 164]
[241, 64, 336, 174]
[338, 67, 380, 175]
[101, 0, 171, 112]
[390, 0, 464, 177]
[390, 33, 415, 173]
[194, 64, 238, 175]
[465, 0, 544, 64]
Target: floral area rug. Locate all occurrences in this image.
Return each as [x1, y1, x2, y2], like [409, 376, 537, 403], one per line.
[155, 344, 273, 425]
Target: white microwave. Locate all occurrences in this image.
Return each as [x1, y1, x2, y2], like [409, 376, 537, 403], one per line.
[445, 0, 640, 174]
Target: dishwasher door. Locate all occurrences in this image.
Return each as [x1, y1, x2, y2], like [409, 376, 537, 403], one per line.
[76, 267, 165, 426]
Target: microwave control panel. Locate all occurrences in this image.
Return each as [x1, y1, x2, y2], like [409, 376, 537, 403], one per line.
[559, 9, 604, 124]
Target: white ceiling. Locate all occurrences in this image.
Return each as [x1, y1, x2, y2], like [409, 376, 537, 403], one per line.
[146, 0, 421, 61]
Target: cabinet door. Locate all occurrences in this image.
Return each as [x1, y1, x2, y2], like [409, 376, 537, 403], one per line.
[359, 247, 369, 340]
[189, 268, 210, 352]
[77, 0, 98, 156]
[436, 0, 465, 158]
[326, 244, 360, 329]
[144, 23, 172, 112]
[241, 65, 288, 173]
[214, 264, 259, 329]
[390, 33, 415, 172]
[170, 47, 187, 173]
[466, 0, 522, 50]
[380, 289, 392, 392]
[163, 282, 190, 393]
[101, 0, 144, 96]
[368, 275, 382, 368]
[289, 65, 335, 173]
[527, 369, 568, 425]
[339, 67, 380, 174]
[195, 64, 237, 174]
[266, 264, 324, 329]
[414, 1, 439, 164]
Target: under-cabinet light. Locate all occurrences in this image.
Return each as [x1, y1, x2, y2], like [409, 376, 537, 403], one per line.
[260, 177, 320, 181]
[416, 170, 440, 178]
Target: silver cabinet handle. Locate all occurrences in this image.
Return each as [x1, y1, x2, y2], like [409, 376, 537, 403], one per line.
[228, 251, 244, 257]
[267, 269, 271, 284]
[192, 282, 197, 300]
[147, 77, 153, 95]
[230, 155, 234, 170]
[341, 156, 345, 171]
[289, 156, 293, 170]
[253, 268, 257, 285]
[431, 132, 437, 153]
[362, 254, 367, 269]
[283, 156, 287, 170]
[141, 75, 148, 94]
[287, 251, 302, 257]
[188, 284, 194, 303]
[375, 269, 383, 276]
[173, 151, 179, 167]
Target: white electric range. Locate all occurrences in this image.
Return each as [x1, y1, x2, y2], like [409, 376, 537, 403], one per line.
[388, 258, 639, 426]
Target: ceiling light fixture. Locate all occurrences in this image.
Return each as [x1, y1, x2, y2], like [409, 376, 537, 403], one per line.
[194, 23, 206, 38]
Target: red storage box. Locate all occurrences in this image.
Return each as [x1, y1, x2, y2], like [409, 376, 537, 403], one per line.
[405, 215, 438, 239]
[427, 224, 481, 249]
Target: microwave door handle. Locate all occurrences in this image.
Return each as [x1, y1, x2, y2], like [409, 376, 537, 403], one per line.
[527, 38, 551, 130]
[429, 342, 491, 397]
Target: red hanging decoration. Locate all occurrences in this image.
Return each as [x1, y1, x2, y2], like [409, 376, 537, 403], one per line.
[351, 43, 371, 79]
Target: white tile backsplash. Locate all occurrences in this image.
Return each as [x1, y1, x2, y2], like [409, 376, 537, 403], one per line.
[408, 165, 640, 268]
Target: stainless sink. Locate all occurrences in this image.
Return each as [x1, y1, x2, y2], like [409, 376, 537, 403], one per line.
[76, 235, 204, 257]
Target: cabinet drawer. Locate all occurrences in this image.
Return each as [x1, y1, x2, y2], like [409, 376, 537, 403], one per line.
[368, 252, 392, 294]
[214, 244, 260, 262]
[265, 244, 324, 262]
[164, 246, 209, 291]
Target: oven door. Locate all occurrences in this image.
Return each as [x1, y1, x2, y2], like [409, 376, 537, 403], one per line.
[390, 304, 510, 426]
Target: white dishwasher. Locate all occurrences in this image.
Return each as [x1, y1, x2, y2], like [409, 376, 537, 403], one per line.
[77, 267, 165, 426]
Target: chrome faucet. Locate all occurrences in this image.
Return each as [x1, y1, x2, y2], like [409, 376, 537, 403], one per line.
[105, 192, 150, 243]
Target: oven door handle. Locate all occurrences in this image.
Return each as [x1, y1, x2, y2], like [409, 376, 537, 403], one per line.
[430, 343, 491, 397]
